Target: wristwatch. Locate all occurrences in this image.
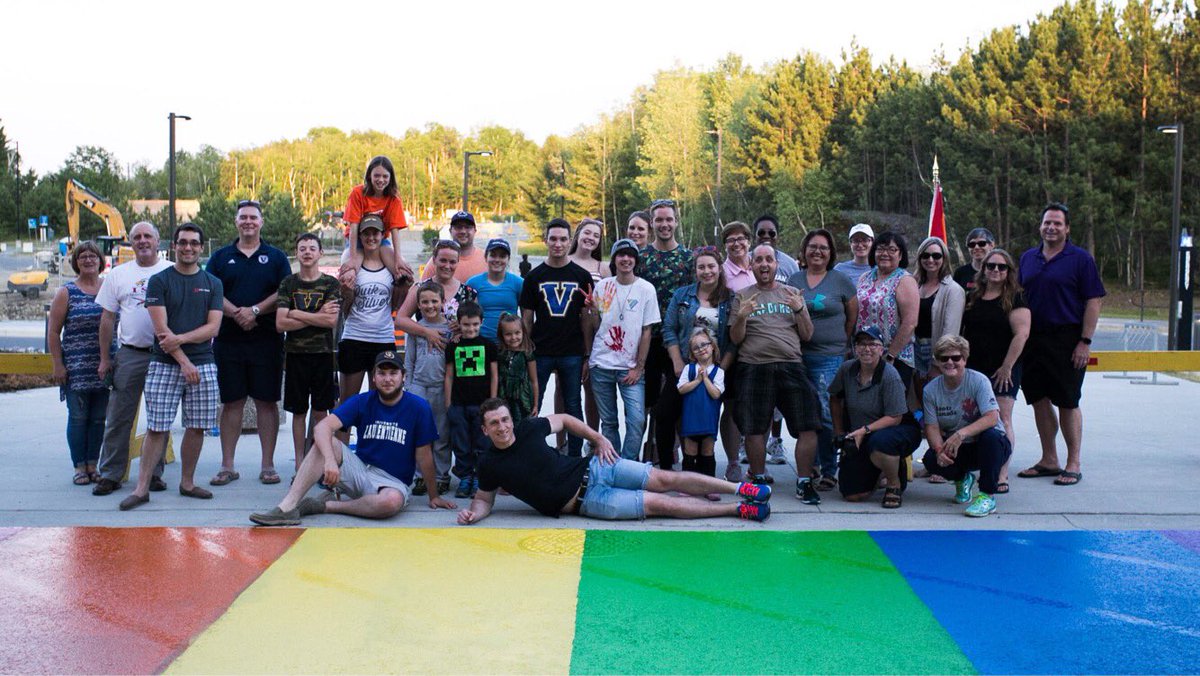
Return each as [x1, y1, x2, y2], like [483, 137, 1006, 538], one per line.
[1080, 337, 1092, 345]
[251, 305, 261, 316]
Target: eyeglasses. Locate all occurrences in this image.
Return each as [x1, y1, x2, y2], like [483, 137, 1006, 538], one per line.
[967, 240, 992, 249]
[936, 354, 964, 364]
[693, 341, 713, 349]
[876, 246, 900, 255]
[236, 199, 261, 210]
[756, 230, 778, 239]
[76, 253, 100, 261]
[919, 252, 944, 261]
[724, 236, 749, 246]
[854, 342, 883, 350]
[985, 262, 1009, 272]
[175, 239, 202, 248]
[806, 245, 831, 253]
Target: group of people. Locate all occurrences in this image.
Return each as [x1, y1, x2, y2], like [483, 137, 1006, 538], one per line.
[49, 154, 1104, 524]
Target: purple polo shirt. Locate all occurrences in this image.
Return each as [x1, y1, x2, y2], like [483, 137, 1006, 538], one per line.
[723, 258, 755, 292]
[1018, 241, 1106, 327]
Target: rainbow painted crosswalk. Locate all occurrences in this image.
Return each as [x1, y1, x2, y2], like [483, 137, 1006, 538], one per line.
[1, 527, 1198, 674]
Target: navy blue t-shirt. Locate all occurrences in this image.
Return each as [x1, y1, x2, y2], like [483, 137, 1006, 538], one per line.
[332, 390, 438, 485]
[206, 240, 292, 342]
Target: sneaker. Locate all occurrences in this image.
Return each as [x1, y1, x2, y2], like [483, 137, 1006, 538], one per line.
[749, 473, 771, 486]
[738, 439, 748, 464]
[297, 494, 328, 517]
[249, 506, 301, 526]
[796, 478, 821, 505]
[723, 463, 743, 483]
[964, 493, 996, 517]
[954, 472, 976, 504]
[470, 476, 480, 498]
[736, 481, 772, 503]
[412, 477, 428, 496]
[766, 437, 787, 464]
[455, 478, 474, 499]
[149, 476, 168, 492]
[435, 478, 450, 496]
[738, 501, 771, 522]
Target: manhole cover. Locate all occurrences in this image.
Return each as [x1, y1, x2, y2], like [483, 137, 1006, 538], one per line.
[519, 531, 584, 556]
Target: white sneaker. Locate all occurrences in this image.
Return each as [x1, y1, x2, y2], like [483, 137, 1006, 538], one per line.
[766, 437, 787, 465]
[737, 439, 748, 464]
[724, 462, 743, 483]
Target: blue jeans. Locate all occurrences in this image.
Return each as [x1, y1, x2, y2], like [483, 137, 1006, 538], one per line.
[803, 353, 843, 477]
[590, 368, 647, 460]
[579, 456, 651, 520]
[448, 404, 487, 479]
[536, 354, 584, 455]
[65, 388, 110, 467]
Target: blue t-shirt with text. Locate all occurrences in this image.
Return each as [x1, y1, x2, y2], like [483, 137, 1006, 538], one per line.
[332, 390, 438, 485]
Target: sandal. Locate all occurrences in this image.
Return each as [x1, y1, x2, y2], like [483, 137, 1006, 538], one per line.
[882, 487, 903, 509]
[88, 471, 101, 484]
[995, 481, 1010, 494]
[259, 469, 281, 485]
[816, 475, 838, 492]
[210, 469, 240, 486]
[1018, 464, 1063, 478]
[1054, 471, 1082, 486]
[73, 471, 90, 486]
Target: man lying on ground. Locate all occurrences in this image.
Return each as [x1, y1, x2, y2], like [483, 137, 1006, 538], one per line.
[456, 398, 772, 525]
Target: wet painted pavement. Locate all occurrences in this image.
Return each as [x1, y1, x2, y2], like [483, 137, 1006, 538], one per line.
[1, 527, 1197, 674]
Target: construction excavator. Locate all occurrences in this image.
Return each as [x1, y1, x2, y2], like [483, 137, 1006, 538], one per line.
[65, 178, 135, 267]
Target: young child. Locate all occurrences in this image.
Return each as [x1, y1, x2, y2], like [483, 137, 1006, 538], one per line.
[275, 233, 341, 473]
[496, 313, 538, 424]
[444, 301, 498, 498]
[676, 327, 725, 486]
[342, 155, 414, 284]
[404, 280, 452, 497]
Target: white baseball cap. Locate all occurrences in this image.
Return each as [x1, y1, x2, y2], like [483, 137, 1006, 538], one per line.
[848, 223, 875, 240]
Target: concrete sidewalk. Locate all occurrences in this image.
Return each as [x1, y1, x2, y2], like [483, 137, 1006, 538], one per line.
[2, 369, 1197, 531]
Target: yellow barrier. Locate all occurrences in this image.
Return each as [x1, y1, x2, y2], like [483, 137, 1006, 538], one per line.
[4, 350, 1199, 376]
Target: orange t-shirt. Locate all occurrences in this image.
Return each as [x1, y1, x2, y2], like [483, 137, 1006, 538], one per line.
[343, 184, 408, 238]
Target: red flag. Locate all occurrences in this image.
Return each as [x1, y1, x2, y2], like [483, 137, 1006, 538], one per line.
[928, 157, 946, 241]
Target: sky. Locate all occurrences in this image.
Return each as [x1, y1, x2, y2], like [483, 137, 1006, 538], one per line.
[4, 0, 1067, 175]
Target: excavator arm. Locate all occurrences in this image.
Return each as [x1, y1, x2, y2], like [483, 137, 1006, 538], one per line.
[64, 179, 127, 245]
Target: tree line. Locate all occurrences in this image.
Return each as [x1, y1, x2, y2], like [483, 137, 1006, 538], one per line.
[2, 0, 1197, 286]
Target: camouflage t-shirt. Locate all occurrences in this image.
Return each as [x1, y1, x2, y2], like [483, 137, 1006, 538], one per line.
[276, 273, 341, 353]
[639, 244, 694, 335]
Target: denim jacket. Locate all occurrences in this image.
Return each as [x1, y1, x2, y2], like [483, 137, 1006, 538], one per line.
[662, 283, 734, 358]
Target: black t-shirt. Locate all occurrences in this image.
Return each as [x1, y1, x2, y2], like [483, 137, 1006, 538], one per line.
[953, 264, 980, 294]
[961, 292, 1027, 376]
[445, 335, 498, 406]
[477, 417, 588, 517]
[519, 261, 594, 357]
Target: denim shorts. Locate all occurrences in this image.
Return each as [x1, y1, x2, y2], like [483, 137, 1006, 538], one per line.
[579, 456, 651, 520]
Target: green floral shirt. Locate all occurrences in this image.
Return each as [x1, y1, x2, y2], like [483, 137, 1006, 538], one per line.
[639, 244, 694, 335]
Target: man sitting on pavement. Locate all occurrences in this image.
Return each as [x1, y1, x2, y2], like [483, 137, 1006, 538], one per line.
[250, 350, 455, 525]
[456, 398, 772, 525]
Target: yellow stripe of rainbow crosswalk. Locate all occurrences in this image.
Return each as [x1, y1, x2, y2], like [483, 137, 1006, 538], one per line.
[168, 529, 584, 675]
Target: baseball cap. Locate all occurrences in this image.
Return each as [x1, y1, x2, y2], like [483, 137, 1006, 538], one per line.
[849, 223, 875, 240]
[854, 325, 886, 344]
[359, 214, 385, 232]
[374, 350, 403, 369]
[450, 211, 476, 227]
[485, 238, 511, 255]
[610, 238, 639, 258]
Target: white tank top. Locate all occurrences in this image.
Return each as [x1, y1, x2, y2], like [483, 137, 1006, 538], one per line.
[340, 264, 396, 343]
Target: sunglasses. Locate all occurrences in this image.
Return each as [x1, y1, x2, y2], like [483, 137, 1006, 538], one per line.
[985, 262, 1009, 272]
[236, 199, 261, 210]
[919, 252, 944, 261]
[967, 240, 992, 249]
[756, 230, 778, 239]
[436, 239, 461, 250]
[650, 199, 676, 209]
[936, 354, 964, 364]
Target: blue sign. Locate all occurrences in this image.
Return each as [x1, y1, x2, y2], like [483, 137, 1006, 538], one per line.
[39, 215, 48, 226]
[27, 218, 35, 230]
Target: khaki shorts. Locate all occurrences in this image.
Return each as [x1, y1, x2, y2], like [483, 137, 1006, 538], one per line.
[334, 444, 411, 506]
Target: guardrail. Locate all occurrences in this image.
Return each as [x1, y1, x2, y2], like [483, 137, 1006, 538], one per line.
[2, 351, 1198, 377]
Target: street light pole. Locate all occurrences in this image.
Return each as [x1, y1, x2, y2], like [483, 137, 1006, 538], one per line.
[707, 128, 723, 240]
[168, 112, 191, 233]
[461, 150, 492, 213]
[1159, 123, 1184, 350]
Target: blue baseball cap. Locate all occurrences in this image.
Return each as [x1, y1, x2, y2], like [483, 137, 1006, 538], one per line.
[485, 238, 511, 255]
[855, 326, 886, 344]
[610, 238, 639, 258]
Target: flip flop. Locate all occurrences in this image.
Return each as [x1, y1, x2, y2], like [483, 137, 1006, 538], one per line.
[259, 469, 281, 485]
[1054, 471, 1082, 486]
[995, 481, 1010, 494]
[1018, 464, 1063, 478]
[210, 469, 240, 486]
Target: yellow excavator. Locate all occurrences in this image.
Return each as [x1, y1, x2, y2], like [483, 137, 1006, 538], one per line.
[65, 178, 135, 267]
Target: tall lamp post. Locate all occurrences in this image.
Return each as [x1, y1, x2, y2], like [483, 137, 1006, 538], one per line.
[461, 150, 492, 213]
[707, 128, 723, 240]
[1158, 123, 1186, 350]
[168, 112, 191, 232]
